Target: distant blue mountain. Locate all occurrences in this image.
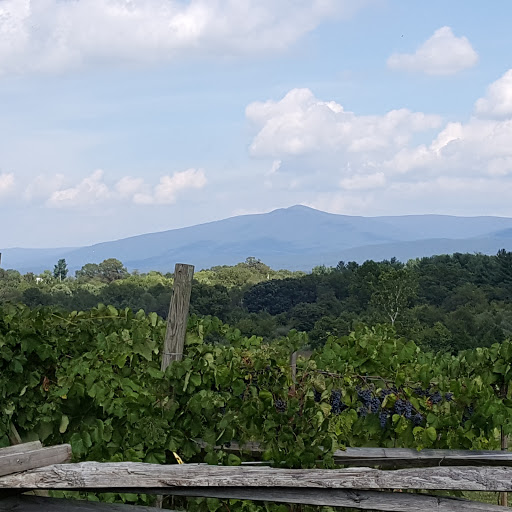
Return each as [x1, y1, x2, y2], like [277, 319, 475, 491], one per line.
[2, 205, 512, 273]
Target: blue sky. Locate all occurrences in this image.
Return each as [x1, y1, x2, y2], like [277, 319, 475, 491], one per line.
[2, 0, 512, 248]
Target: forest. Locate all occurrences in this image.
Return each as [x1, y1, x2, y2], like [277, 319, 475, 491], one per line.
[1, 250, 512, 354]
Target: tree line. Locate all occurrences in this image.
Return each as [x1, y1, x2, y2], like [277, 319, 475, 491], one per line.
[1, 251, 512, 353]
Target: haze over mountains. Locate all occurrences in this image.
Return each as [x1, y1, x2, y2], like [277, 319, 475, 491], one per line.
[3, 206, 512, 273]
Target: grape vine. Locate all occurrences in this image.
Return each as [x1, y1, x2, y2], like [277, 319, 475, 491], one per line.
[2, 303, 512, 508]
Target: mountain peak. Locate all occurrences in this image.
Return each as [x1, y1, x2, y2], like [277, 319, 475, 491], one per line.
[2, 208, 512, 273]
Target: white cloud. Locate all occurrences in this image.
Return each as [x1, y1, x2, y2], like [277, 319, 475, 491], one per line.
[133, 168, 207, 205]
[115, 176, 148, 199]
[247, 88, 441, 158]
[42, 168, 206, 208]
[267, 160, 282, 176]
[47, 169, 110, 208]
[0, 0, 365, 75]
[474, 70, 512, 119]
[247, 70, 512, 217]
[0, 172, 15, 196]
[387, 26, 478, 75]
[24, 173, 65, 201]
[384, 116, 512, 178]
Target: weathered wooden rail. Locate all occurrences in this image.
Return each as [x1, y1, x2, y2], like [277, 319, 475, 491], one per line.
[0, 495, 165, 511]
[4, 462, 512, 492]
[196, 440, 512, 468]
[2, 441, 512, 511]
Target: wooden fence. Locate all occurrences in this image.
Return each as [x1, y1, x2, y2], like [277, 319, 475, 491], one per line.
[2, 441, 512, 511]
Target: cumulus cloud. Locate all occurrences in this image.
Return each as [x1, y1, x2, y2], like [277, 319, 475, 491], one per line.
[115, 176, 148, 199]
[247, 88, 441, 158]
[133, 168, 207, 205]
[247, 70, 512, 216]
[383, 70, 512, 178]
[0, 0, 365, 75]
[24, 173, 66, 201]
[474, 70, 512, 119]
[47, 169, 110, 208]
[42, 168, 206, 208]
[0, 172, 15, 196]
[387, 26, 478, 75]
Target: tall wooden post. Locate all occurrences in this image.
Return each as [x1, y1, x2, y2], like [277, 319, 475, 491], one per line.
[290, 351, 298, 394]
[157, 264, 194, 508]
[500, 426, 509, 506]
[161, 263, 194, 373]
[500, 383, 509, 507]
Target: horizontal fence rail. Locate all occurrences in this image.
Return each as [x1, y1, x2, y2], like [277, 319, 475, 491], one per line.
[0, 495, 166, 511]
[0, 444, 71, 478]
[2, 462, 512, 492]
[195, 440, 512, 468]
[167, 487, 506, 512]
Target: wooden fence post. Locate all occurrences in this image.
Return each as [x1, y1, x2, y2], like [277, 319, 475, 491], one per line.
[158, 263, 195, 508]
[500, 383, 509, 507]
[500, 428, 508, 506]
[290, 351, 298, 394]
[161, 263, 194, 373]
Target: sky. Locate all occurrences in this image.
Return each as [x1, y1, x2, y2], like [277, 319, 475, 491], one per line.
[2, 0, 512, 248]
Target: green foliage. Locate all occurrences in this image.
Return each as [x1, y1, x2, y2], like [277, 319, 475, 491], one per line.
[370, 268, 418, 325]
[2, 304, 512, 461]
[3, 303, 512, 509]
[53, 259, 68, 281]
[3, 251, 512, 354]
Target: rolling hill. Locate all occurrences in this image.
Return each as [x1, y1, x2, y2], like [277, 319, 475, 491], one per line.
[2, 205, 512, 273]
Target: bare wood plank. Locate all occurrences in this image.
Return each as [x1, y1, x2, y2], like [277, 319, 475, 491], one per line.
[0, 445, 71, 477]
[4, 462, 512, 492]
[199, 441, 512, 468]
[0, 495, 169, 511]
[332, 447, 512, 468]
[0, 442, 42, 457]
[161, 263, 194, 372]
[168, 487, 507, 512]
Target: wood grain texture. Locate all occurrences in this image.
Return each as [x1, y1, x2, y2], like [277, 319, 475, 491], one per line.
[0, 445, 71, 477]
[0, 442, 42, 457]
[161, 263, 194, 372]
[2, 462, 512, 492]
[168, 487, 507, 512]
[196, 441, 512, 468]
[0, 495, 168, 511]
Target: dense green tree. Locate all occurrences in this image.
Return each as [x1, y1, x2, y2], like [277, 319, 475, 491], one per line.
[98, 258, 129, 283]
[53, 259, 68, 281]
[370, 268, 418, 325]
[190, 283, 230, 321]
[75, 263, 101, 280]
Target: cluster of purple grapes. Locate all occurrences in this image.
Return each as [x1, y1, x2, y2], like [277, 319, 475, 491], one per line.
[275, 398, 287, 413]
[462, 405, 474, 423]
[330, 390, 347, 415]
[393, 398, 423, 426]
[413, 387, 453, 404]
[357, 386, 425, 429]
[357, 387, 380, 421]
[312, 388, 348, 415]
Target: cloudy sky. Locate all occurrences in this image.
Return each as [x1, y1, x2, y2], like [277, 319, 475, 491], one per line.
[1, 0, 512, 248]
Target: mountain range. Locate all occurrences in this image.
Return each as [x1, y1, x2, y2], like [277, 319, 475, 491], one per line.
[2, 205, 512, 273]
